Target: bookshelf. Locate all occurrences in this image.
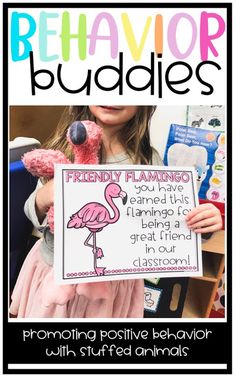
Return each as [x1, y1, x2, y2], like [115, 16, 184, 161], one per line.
[182, 230, 225, 318]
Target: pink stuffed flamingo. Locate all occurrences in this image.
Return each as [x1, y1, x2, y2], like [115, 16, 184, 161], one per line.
[21, 120, 103, 307]
[67, 183, 127, 275]
[22, 120, 102, 232]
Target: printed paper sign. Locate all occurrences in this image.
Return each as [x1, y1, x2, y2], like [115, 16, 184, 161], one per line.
[54, 165, 202, 284]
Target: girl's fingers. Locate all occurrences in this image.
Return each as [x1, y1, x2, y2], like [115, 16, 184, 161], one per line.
[185, 203, 214, 221]
[186, 209, 216, 226]
[185, 203, 222, 232]
[193, 223, 223, 233]
[188, 216, 218, 230]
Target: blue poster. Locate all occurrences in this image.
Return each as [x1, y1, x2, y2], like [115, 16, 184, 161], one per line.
[163, 124, 225, 201]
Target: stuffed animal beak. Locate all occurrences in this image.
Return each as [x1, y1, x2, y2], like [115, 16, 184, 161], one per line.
[69, 121, 87, 145]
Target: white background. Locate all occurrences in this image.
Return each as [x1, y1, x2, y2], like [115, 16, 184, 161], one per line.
[8, 7, 226, 105]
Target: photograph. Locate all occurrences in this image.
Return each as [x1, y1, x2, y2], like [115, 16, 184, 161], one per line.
[9, 105, 225, 320]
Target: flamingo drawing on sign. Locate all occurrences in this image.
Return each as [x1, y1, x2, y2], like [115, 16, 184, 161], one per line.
[67, 183, 127, 276]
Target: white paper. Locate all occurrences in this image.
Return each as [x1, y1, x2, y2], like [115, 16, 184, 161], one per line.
[54, 164, 202, 284]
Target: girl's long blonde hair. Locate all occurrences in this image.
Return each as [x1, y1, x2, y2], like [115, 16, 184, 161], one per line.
[43, 106, 157, 165]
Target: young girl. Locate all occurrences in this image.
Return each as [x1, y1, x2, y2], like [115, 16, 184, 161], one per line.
[10, 106, 222, 318]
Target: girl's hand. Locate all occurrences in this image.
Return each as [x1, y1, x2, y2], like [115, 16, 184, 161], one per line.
[185, 203, 223, 233]
[35, 179, 54, 223]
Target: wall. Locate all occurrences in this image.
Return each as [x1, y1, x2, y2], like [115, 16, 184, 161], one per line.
[10, 106, 65, 144]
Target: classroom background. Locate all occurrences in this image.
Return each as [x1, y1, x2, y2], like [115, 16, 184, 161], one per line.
[9, 105, 226, 318]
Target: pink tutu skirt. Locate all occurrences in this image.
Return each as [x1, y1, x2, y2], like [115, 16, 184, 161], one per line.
[10, 240, 144, 318]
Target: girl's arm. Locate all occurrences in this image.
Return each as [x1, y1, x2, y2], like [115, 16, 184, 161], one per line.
[24, 179, 54, 228]
[185, 203, 223, 233]
[35, 178, 54, 223]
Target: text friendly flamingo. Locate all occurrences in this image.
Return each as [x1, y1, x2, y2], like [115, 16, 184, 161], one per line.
[67, 183, 128, 276]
